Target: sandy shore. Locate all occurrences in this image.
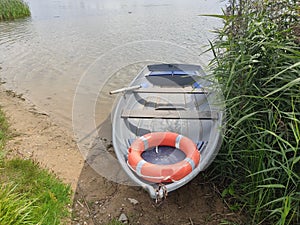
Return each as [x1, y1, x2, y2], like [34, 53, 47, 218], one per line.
[0, 87, 241, 225]
[0, 87, 84, 190]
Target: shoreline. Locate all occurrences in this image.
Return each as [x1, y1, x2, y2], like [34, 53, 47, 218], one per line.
[0, 86, 84, 191]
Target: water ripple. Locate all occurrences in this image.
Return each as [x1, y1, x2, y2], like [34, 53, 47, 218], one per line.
[0, 0, 224, 128]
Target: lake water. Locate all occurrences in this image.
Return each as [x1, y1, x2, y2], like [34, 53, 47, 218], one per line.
[0, 0, 225, 130]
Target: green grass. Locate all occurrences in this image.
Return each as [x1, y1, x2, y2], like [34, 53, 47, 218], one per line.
[0, 109, 9, 163]
[1, 159, 72, 225]
[207, 0, 300, 224]
[0, 107, 72, 224]
[0, 0, 30, 21]
[0, 184, 37, 225]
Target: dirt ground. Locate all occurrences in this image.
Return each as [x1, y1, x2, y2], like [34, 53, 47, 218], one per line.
[0, 87, 242, 225]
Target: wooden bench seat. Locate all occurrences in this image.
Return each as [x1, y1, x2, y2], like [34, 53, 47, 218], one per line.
[133, 87, 207, 94]
[121, 109, 218, 120]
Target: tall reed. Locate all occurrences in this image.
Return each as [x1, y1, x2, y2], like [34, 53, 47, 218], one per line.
[208, 0, 299, 224]
[0, 0, 30, 21]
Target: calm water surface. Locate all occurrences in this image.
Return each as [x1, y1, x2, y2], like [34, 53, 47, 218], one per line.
[0, 0, 224, 129]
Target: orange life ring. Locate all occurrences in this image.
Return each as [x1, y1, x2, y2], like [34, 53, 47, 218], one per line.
[127, 132, 200, 183]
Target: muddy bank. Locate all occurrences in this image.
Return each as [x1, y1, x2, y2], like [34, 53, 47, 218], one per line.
[72, 162, 240, 225]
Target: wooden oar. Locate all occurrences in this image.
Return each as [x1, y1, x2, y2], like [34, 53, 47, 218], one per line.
[109, 85, 141, 95]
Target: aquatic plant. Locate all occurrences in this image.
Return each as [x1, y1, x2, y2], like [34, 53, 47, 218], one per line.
[0, 0, 30, 21]
[208, 0, 300, 224]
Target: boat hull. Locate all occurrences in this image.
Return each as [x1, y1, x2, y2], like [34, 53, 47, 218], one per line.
[111, 64, 223, 199]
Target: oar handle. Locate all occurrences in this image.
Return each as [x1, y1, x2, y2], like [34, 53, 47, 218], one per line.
[109, 85, 141, 95]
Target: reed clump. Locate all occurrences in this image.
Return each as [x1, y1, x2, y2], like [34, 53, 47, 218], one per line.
[0, 0, 30, 21]
[209, 0, 299, 224]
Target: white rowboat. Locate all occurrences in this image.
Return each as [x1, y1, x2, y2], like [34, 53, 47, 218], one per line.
[110, 64, 223, 201]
